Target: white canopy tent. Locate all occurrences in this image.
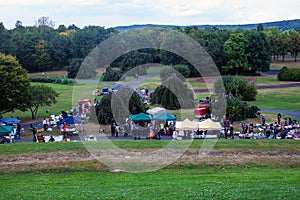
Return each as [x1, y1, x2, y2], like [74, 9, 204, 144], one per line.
[176, 119, 198, 130]
[198, 119, 222, 130]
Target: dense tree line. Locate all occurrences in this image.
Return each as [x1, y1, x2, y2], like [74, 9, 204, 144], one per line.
[0, 17, 116, 73]
[1, 17, 299, 78]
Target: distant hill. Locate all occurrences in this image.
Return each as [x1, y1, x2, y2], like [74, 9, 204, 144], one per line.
[115, 19, 300, 32]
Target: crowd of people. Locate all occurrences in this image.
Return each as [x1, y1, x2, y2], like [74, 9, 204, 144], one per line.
[238, 113, 299, 139]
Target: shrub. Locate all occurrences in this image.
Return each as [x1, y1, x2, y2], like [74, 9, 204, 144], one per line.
[214, 76, 258, 101]
[278, 67, 300, 81]
[225, 97, 260, 121]
[172, 64, 190, 78]
[160, 66, 186, 82]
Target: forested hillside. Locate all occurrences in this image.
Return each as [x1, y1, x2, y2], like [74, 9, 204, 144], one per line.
[115, 19, 300, 32]
[0, 17, 300, 79]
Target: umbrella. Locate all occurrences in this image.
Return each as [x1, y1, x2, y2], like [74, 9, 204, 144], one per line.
[198, 119, 222, 130]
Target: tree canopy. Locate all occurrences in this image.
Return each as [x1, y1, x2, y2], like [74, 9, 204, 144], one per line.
[28, 85, 59, 119]
[95, 87, 146, 124]
[0, 53, 30, 116]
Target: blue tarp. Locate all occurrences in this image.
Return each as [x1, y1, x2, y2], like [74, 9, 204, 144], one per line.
[61, 116, 82, 125]
[0, 118, 21, 125]
[112, 84, 124, 91]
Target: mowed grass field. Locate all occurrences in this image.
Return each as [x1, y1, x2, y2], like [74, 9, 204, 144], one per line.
[1, 168, 298, 199]
[0, 140, 299, 199]
[250, 87, 300, 110]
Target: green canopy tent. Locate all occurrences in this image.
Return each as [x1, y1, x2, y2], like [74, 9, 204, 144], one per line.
[0, 125, 14, 143]
[129, 113, 152, 139]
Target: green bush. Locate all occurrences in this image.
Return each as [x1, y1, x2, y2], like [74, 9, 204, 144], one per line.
[214, 76, 258, 101]
[160, 66, 186, 82]
[61, 78, 69, 84]
[278, 67, 300, 81]
[172, 64, 190, 78]
[225, 97, 260, 121]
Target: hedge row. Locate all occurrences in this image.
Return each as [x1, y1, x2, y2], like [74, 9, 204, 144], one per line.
[277, 67, 300, 81]
[30, 76, 75, 84]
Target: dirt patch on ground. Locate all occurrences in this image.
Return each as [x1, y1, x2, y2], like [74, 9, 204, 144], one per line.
[1, 149, 299, 172]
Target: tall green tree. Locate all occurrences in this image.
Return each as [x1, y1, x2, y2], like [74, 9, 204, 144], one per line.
[0, 23, 13, 54]
[266, 27, 281, 61]
[32, 39, 52, 71]
[214, 76, 257, 101]
[278, 31, 291, 62]
[151, 73, 195, 110]
[28, 85, 59, 119]
[0, 53, 30, 116]
[246, 27, 271, 72]
[224, 31, 249, 75]
[290, 30, 300, 62]
[96, 88, 146, 124]
[66, 58, 84, 78]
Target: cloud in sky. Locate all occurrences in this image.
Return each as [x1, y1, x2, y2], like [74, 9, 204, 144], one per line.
[0, 0, 299, 29]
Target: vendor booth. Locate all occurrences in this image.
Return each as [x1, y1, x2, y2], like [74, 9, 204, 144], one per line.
[61, 116, 83, 135]
[0, 118, 21, 125]
[130, 113, 151, 139]
[0, 125, 14, 143]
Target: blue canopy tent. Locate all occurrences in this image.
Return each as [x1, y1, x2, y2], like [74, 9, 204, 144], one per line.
[130, 113, 152, 121]
[152, 113, 176, 121]
[0, 118, 21, 125]
[61, 116, 83, 134]
[61, 116, 82, 125]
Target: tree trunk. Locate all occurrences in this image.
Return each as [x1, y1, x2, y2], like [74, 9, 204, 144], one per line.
[30, 107, 38, 119]
[295, 53, 298, 62]
[282, 55, 285, 62]
[30, 108, 35, 119]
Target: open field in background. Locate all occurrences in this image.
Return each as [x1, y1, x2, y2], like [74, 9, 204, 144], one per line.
[270, 56, 300, 70]
[29, 70, 68, 76]
[250, 87, 300, 111]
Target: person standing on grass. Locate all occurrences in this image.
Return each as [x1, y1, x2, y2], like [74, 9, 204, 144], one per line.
[43, 118, 47, 130]
[261, 115, 266, 126]
[229, 125, 234, 139]
[277, 113, 281, 124]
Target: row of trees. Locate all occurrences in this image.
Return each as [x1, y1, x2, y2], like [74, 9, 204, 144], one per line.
[1, 18, 299, 78]
[0, 17, 115, 73]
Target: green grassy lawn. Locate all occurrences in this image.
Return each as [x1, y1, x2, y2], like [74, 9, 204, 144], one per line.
[3, 83, 73, 119]
[2, 81, 113, 119]
[1, 140, 299, 199]
[249, 87, 300, 110]
[1, 140, 299, 156]
[0, 168, 299, 199]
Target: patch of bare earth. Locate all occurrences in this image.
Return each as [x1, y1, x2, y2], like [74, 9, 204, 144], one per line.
[0, 149, 299, 172]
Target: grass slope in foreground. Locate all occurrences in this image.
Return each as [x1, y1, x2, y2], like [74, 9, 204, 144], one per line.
[0, 169, 299, 199]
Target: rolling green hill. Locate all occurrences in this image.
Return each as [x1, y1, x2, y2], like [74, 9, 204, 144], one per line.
[115, 19, 300, 31]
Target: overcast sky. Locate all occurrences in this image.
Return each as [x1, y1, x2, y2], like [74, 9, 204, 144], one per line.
[0, 0, 299, 29]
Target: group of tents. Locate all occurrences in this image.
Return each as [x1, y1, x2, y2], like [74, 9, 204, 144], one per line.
[130, 107, 222, 131]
